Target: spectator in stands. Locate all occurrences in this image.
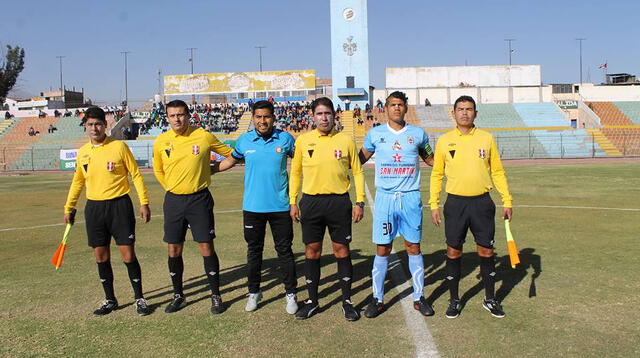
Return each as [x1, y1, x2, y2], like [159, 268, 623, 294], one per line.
[424, 97, 431, 107]
[376, 99, 384, 113]
[336, 105, 342, 114]
[54, 110, 61, 117]
[5, 111, 12, 120]
[48, 124, 57, 134]
[38, 110, 47, 118]
[28, 127, 39, 136]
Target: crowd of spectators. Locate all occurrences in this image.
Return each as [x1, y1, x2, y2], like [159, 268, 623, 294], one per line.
[140, 102, 247, 135]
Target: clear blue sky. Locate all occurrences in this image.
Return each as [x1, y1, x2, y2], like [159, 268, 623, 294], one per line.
[2, 0, 638, 106]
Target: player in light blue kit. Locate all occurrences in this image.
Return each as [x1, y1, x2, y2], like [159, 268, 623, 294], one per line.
[358, 91, 435, 318]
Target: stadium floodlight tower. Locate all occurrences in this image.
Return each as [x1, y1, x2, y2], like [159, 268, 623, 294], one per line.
[330, 0, 370, 111]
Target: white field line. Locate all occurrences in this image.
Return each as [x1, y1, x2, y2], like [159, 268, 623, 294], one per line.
[364, 183, 441, 358]
[0, 209, 242, 232]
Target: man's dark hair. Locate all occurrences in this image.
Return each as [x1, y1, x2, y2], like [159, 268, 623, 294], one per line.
[166, 99, 190, 114]
[453, 95, 477, 111]
[311, 97, 335, 114]
[252, 100, 274, 117]
[385, 91, 408, 106]
[83, 107, 106, 124]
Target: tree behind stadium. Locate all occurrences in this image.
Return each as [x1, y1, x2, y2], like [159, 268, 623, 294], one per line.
[0, 45, 26, 104]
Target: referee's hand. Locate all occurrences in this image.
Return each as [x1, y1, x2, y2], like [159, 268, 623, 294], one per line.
[64, 209, 76, 225]
[290, 204, 300, 223]
[502, 208, 512, 222]
[140, 204, 151, 223]
[352, 206, 363, 223]
[431, 209, 441, 227]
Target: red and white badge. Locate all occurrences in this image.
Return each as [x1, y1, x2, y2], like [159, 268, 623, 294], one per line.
[334, 149, 342, 159]
[192, 145, 200, 155]
[276, 146, 282, 153]
[407, 136, 414, 144]
[479, 149, 486, 159]
[106, 161, 115, 171]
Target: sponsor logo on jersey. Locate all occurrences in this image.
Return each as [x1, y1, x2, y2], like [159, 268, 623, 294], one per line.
[393, 153, 402, 162]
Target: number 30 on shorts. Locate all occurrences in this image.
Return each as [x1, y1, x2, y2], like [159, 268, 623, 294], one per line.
[382, 222, 393, 236]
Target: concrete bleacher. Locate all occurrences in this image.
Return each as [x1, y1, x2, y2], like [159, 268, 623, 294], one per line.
[587, 102, 640, 155]
[0, 116, 60, 169]
[513, 103, 570, 127]
[10, 116, 86, 170]
[418, 105, 454, 129]
[532, 130, 606, 158]
[613, 102, 640, 125]
[475, 104, 527, 128]
[0, 117, 21, 138]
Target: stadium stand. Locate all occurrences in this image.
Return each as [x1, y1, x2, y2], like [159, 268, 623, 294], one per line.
[0, 116, 60, 169]
[418, 104, 454, 129]
[587, 102, 640, 155]
[513, 103, 570, 128]
[10, 116, 85, 170]
[613, 102, 640, 125]
[475, 104, 527, 128]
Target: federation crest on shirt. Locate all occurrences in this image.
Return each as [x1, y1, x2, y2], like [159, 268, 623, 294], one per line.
[479, 149, 486, 159]
[334, 149, 342, 159]
[192, 145, 200, 155]
[106, 161, 115, 171]
[276, 146, 282, 153]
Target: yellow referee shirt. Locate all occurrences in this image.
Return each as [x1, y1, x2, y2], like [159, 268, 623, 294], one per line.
[64, 137, 149, 213]
[429, 127, 512, 210]
[289, 129, 365, 204]
[153, 126, 232, 194]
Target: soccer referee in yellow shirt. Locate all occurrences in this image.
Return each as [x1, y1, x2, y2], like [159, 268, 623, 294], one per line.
[153, 100, 233, 315]
[429, 96, 513, 319]
[64, 107, 152, 316]
[289, 97, 365, 321]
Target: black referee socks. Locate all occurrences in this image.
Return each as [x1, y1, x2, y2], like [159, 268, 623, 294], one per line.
[203, 254, 220, 296]
[97, 261, 116, 301]
[124, 259, 143, 299]
[337, 256, 353, 302]
[480, 256, 496, 300]
[168, 256, 184, 296]
[446, 257, 462, 300]
[305, 258, 321, 304]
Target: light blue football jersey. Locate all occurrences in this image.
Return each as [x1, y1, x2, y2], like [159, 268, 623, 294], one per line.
[363, 123, 432, 192]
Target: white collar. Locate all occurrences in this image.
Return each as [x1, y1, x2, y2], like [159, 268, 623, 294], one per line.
[386, 122, 408, 135]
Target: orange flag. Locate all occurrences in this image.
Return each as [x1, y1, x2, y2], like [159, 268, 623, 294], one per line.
[51, 224, 72, 270]
[504, 219, 520, 268]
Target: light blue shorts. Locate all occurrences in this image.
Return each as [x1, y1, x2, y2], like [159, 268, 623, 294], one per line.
[372, 190, 423, 245]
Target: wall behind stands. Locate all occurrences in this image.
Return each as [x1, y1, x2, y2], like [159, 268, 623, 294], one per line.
[373, 86, 552, 105]
[387, 65, 541, 88]
[577, 83, 640, 101]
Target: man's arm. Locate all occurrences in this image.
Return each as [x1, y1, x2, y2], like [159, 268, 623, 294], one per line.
[489, 136, 513, 221]
[349, 140, 365, 223]
[289, 138, 303, 222]
[152, 141, 167, 190]
[213, 156, 239, 174]
[358, 148, 373, 165]
[122, 143, 151, 223]
[63, 157, 85, 223]
[429, 140, 446, 227]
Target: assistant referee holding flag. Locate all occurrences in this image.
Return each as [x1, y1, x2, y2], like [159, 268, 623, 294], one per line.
[64, 106, 152, 316]
[153, 99, 233, 315]
[429, 95, 513, 319]
[289, 97, 365, 321]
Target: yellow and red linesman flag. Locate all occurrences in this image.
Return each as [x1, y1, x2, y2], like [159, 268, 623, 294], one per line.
[504, 219, 520, 268]
[51, 224, 73, 270]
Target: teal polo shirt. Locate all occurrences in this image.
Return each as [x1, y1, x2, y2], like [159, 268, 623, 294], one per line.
[232, 129, 295, 213]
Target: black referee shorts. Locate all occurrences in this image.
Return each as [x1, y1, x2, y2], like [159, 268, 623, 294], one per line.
[84, 194, 136, 248]
[443, 192, 496, 249]
[299, 193, 352, 245]
[163, 189, 215, 244]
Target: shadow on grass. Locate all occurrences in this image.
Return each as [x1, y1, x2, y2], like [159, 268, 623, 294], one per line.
[139, 247, 540, 313]
[424, 247, 542, 309]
